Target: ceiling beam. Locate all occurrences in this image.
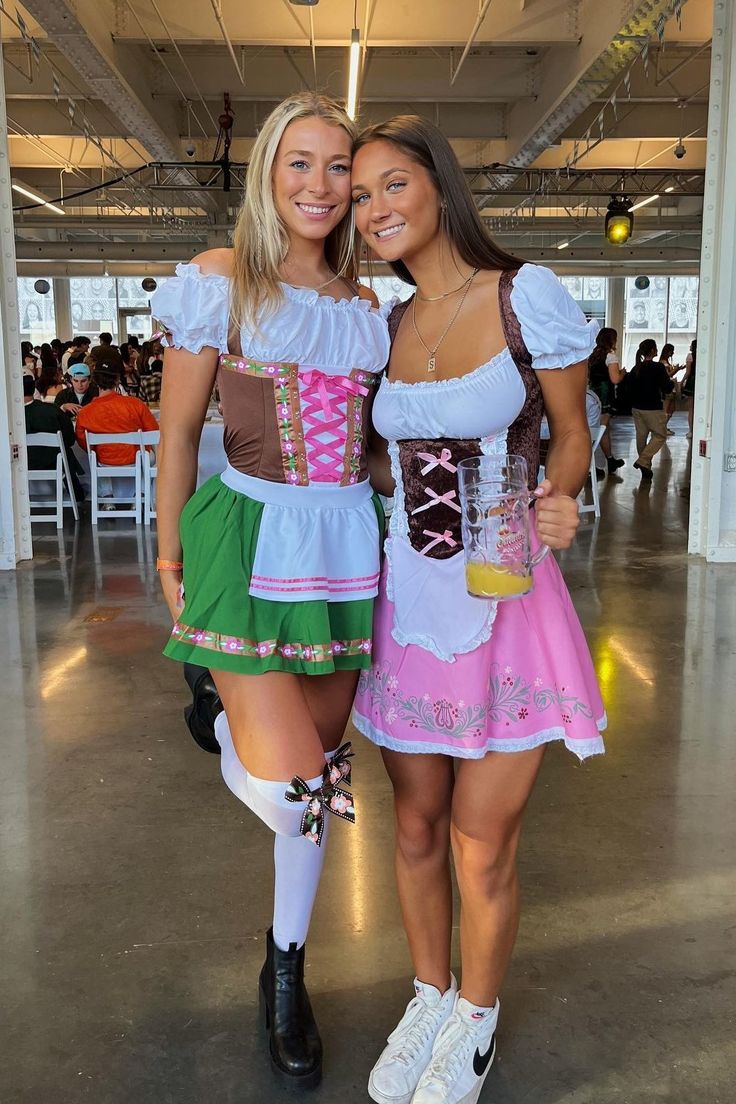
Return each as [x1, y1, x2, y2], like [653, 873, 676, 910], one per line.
[16, 1, 217, 213]
[490, 0, 704, 189]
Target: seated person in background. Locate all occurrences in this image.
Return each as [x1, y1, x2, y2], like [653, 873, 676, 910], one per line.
[21, 341, 40, 377]
[61, 336, 91, 372]
[23, 375, 85, 501]
[55, 363, 99, 416]
[120, 342, 141, 398]
[75, 350, 159, 467]
[36, 363, 65, 403]
[138, 357, 163, 406]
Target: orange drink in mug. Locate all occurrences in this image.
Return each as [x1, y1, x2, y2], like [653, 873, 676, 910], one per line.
[457, 455, 549, 601]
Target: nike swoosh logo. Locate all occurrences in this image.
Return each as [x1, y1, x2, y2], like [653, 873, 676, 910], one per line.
[472, 1034, 496, 1077]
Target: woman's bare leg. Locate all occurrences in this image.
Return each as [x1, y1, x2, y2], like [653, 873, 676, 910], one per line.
[381, 749, 455, 992]
[450, 747, 546, 1006]
[213, 669, 326, 781]
[299, 669, 360, 753]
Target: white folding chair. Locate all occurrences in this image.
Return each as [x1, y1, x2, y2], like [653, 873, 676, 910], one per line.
[86, 431, 143, 524]
[579, 425, 606, 518]
[26, 431, 80, 528]
[139, 430, 160, 525]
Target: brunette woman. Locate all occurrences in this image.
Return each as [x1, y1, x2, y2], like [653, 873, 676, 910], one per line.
[350, 117, 605, 1104]
[587, 326, 625, 471]
[629, 339, 674, 479]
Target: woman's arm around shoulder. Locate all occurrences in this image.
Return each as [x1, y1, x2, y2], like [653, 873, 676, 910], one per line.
[356, 282, 380, 309]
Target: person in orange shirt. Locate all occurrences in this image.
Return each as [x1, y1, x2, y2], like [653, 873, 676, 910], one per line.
[76, 348, 159, 465]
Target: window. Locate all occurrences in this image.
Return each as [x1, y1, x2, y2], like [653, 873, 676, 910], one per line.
[560, 276, 607, 323]
[69, 276, 118, 340]
[18, 278, 56, 345]
[363, 274, 413, 305]
[623, 276, 698, 372]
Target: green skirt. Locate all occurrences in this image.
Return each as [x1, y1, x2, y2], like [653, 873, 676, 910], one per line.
[164, 475, 384, 675]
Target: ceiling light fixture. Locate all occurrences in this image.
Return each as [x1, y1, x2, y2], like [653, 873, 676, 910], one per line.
[12, 182, 65, 216]
[556, 240, 570, 250]
[346, 27, 361, 120]
[604, 195, 633, 245]
[664, 185, 675, 193]
[630, 193, 660, 212]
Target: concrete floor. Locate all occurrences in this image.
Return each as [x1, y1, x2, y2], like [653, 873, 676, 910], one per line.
[2, 412, 735, 1104]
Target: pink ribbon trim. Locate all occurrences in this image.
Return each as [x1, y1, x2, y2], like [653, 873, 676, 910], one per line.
[420, 529, 458, 556]
[410, 487, 462, 516]
[417, 448, 456, 475]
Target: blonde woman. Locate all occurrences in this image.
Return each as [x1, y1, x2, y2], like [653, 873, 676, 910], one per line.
[151, 93, 391, 1089]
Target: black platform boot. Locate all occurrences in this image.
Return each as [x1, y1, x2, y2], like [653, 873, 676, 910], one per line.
[182, 663, 222, 754]
[258, 927, 322, 1089]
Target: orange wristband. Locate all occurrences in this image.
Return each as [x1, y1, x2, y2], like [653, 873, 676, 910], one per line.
[156, 558, 183, 572]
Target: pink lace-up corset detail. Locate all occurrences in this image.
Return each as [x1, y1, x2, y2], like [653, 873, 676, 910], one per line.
[299, 369, 372, 483]
[218, 354, 379, 486]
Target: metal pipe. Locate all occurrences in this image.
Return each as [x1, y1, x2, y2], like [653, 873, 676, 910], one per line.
[209, 0, 246, 86]
[309, 8, 318, 89]
[149, 0, 220, 126]
[451, 0, 494, 86]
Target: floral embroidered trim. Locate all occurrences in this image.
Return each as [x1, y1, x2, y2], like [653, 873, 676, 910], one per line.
[219, 355, 309, 485]
[353, 710, 606, 762]
[357, 660, 597, 740]
[171, 620, 372, 662]
[285, 742, 356, 845]
[275, 370, 309, 486]
[219, 355, 293, 380]
[342, 369, 380, 486]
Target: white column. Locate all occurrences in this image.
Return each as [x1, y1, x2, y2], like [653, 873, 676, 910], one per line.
[0, 24, 32, 569]
[606, 277, 625, 343]
[688, 0, 736, 561]
[53, 277, 72, 341]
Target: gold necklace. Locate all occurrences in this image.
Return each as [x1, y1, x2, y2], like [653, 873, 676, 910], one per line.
[285, 271, 339, 293]
[416, 269, 477, 303]
[411, 268, 478, 373]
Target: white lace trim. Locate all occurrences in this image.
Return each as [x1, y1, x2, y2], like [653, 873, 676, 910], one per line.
[383, 345, 512, 391]
[352, 709, 607, 763]
[387, 439, 409, 543]
[479, 430, 508, 458]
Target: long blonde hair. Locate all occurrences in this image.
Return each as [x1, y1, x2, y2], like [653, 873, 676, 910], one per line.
[231, 93, 359, 330]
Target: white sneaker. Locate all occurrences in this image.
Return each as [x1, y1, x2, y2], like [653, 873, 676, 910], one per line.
[368, 976, 458, 1104]
[412, 995, 499, 1104]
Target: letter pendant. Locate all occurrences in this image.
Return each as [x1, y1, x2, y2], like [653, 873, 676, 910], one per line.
[427, 355, 436, 373]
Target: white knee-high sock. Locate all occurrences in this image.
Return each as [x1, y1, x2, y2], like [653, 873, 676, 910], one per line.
[214, 711, 331, 950]
[272, 821, 329, 951]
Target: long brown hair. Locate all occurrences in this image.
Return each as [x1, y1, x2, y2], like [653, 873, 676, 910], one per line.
[353, 114, 521, 285]
[634, 338, 658, 376]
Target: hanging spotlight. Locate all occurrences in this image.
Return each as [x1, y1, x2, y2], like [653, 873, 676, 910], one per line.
[605, 195, 633, 245]
[346, 27, 361, 120]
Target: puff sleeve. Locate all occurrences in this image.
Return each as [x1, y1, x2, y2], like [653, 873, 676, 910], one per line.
[510, 263, 599, 370]
[151, 262, 230, 355]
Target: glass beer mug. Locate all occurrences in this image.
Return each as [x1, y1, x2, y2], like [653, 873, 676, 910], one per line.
[457, 454, 550, 600]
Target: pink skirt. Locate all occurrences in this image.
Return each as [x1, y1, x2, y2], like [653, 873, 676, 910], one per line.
[352, 544, 606, 761]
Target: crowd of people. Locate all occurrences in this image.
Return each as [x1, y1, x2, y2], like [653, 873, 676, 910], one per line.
[588, 328, 697, 481]
[22, 331, 163, 503]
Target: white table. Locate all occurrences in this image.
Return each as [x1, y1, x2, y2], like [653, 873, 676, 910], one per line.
[198, 421, 227, 485]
